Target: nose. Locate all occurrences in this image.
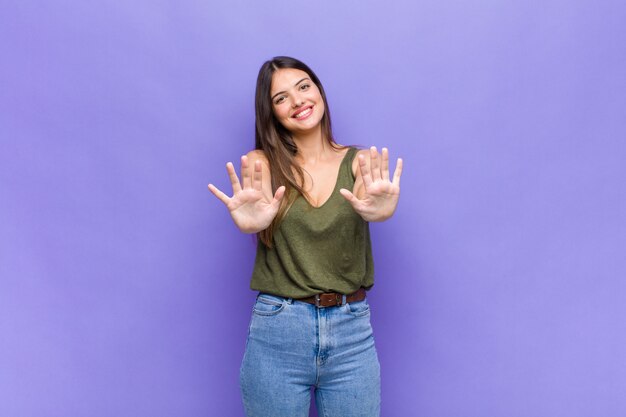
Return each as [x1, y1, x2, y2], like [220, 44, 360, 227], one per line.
[291, 93, 305, 108]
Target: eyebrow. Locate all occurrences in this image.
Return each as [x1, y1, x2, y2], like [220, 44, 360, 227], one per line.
[271, 78, 311, 101]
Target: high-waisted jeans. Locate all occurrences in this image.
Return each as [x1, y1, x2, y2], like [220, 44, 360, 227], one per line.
[239, 292, 381, 417]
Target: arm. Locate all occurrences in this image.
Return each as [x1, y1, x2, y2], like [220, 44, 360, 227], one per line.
[339, 146, 403, 222]
[208, 150, 285, 233]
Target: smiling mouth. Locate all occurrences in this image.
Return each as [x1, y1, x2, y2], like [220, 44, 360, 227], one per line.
[292, 106, 313, 119]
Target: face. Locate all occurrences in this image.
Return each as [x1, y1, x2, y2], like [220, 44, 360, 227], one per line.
[270, 68, 325, 135]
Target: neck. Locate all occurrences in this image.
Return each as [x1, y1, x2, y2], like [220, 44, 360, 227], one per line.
[292, 125, 334, 163]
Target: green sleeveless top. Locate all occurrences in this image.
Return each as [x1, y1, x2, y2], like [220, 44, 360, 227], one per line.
[250, 147, 374, 298]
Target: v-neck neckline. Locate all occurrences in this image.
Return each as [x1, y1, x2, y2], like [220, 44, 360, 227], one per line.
[300, 147, 352, 209]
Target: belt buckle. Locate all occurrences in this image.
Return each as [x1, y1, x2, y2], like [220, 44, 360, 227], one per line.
[315, 293, 342, 308]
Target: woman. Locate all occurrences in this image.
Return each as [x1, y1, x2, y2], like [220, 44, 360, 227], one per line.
[208, 56, 402, 417]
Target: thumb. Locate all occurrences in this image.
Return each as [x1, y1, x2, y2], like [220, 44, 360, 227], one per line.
[339, 188, 358, 203]
[272, 186, 286, 205]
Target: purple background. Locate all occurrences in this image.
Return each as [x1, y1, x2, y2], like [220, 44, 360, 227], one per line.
[2, 1, 625, 416]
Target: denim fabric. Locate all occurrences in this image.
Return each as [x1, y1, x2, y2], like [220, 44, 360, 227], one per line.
[240, 293, 381, 417]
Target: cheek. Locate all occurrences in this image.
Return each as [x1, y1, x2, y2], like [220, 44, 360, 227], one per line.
[272, 106, 289, 120]
[310, 90, 324, 111]
[315, 100, 325, 117]
[272, 109, 292, 128]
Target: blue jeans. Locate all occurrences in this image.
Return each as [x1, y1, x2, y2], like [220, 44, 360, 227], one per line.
[240, 292, 381, 417]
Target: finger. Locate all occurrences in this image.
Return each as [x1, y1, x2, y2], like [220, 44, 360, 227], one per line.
[253, 160, 262, 191]
[339, 188, 364, 211]
[226, 162, 242, 193]
[392, 158, 403, 187]
[272, 186, 286, 205]
[339, 188, 358, 203]
[241, 155, 251, 189]
[358, 154, 374, 190]
[369, 146, 381, 181]
[381, 147, 390, 181]
[208, 183, 231, 205]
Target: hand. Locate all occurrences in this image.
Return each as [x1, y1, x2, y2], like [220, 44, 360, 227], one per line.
[339, 147, 403, 222]
[208, 155, 285, 233]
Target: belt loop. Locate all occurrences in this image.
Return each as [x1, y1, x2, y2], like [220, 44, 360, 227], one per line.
[287, 297, 293, 305]
[342, 294, 347, 306]
[315, 294, 320, 307]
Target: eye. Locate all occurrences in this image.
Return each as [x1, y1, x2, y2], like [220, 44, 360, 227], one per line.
[274, 96, 285, 105]
[300, 84, 310, 90]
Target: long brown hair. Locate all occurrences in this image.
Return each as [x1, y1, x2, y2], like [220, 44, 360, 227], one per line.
[255, 56, 342, 247]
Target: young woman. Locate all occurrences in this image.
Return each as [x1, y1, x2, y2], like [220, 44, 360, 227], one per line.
[208, 56, 402, 417]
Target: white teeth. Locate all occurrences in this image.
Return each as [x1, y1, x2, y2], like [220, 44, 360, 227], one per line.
[294, 107, 312, 119]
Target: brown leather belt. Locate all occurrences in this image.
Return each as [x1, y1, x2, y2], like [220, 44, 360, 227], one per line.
[295, 287, 367, 308]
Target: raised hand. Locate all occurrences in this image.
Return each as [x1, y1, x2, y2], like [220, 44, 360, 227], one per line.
[208, 155, 285, 233]
[339, 146, 402, 222]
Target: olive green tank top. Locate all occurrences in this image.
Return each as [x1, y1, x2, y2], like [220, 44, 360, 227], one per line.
[250, 147, 374, 298]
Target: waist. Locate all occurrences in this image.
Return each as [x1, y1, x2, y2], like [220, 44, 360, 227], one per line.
[259, 287, 367, 308]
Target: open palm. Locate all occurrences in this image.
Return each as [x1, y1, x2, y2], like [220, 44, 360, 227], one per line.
[208, 155, 285, 233]
[340, 147, 402, 222]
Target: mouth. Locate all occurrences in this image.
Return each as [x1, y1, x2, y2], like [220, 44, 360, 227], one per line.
[292, 105, 314, 120]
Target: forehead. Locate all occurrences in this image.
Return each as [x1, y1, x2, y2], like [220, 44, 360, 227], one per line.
[270, 68, 311, 95]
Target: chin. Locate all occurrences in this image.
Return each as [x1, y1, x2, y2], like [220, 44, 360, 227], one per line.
[293, 120, 323, 133]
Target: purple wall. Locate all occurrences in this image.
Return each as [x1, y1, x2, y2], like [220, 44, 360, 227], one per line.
[2, 1, 625, 416]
